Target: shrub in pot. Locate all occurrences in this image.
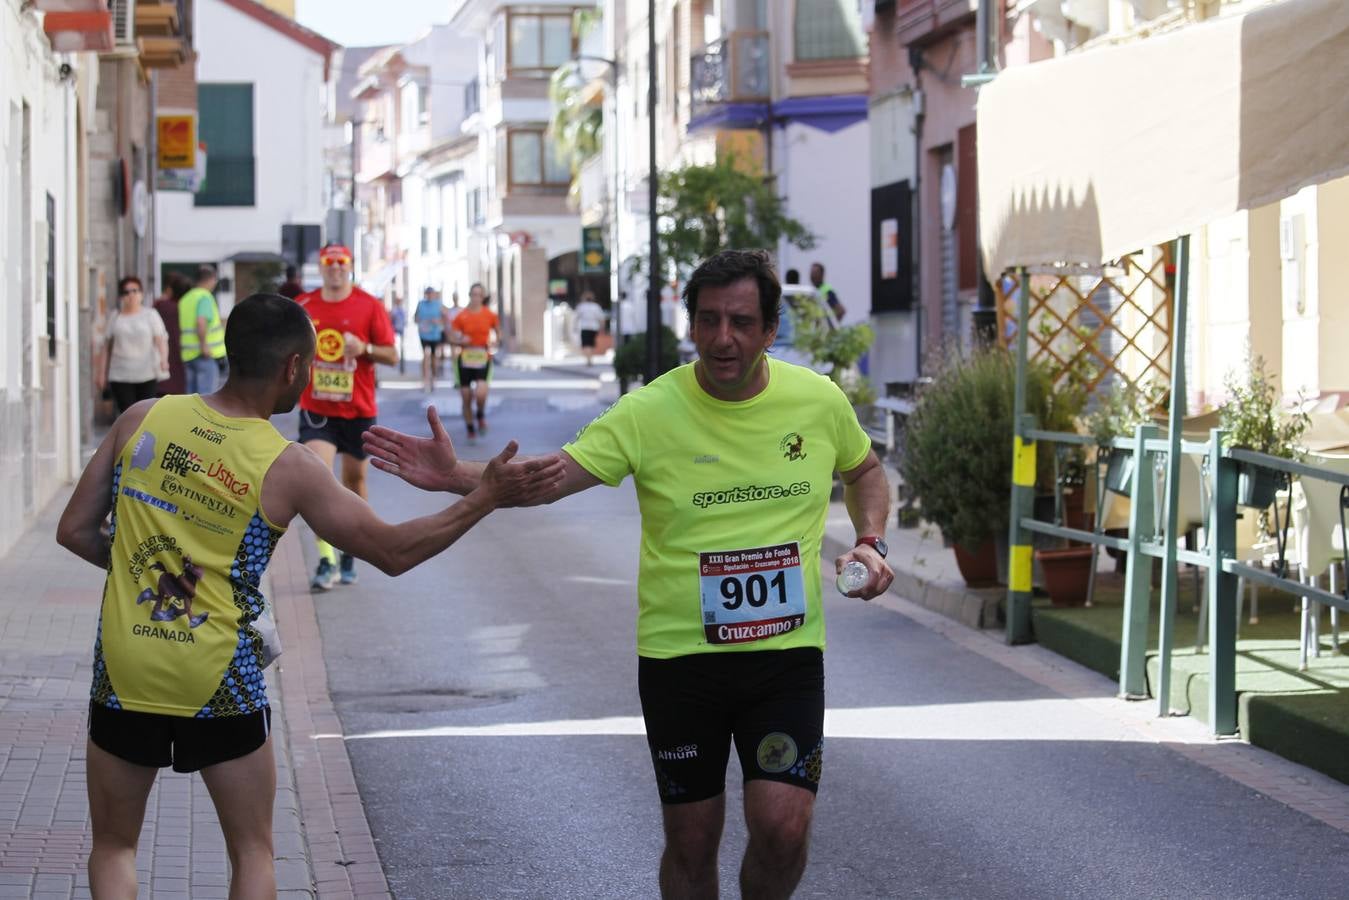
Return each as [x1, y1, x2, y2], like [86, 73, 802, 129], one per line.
[1084, 380, 1166, 497]
[1218, 353, 1309, 510]
[613, 326, 681, 392]
[901, 348, 1077, 587]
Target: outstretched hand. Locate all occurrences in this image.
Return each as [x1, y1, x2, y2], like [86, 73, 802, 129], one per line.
[362, 405, 458, 492]
[478, 440, 566, 508]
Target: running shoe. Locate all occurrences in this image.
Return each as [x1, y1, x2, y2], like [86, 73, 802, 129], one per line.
[476, 414, 488, 435]
[466, 422, 477, 443]
[339, 553, 357, 585]
[311, 557, 337, 592]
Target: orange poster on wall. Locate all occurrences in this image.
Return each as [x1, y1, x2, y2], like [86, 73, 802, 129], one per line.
[157, 114, 196, 170]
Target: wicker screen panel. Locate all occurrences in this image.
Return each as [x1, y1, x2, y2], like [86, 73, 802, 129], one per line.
[994, 246, 1174, 397]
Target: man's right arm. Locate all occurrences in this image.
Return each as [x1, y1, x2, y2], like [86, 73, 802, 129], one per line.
[262, 440, 565, 576]
[437, 451, 600, 503]
[362, 405, 601, 502]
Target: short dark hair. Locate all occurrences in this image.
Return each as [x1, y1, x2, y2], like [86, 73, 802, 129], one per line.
[197, 264, 218, 284]
[682, 249, 781, 328]
[285, 265, 298, 279]
[117, 275, 143, 296]
[784, 268, 800, 285]
[225, 293, 316, 379]
[165, 271, 191, 300]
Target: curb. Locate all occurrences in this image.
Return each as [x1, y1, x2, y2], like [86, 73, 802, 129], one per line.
[269, 530, 391, 899]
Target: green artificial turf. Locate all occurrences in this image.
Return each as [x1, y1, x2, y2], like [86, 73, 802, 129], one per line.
[1031, 572, 1349, 785]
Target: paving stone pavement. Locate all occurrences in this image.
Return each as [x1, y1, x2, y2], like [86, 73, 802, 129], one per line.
[0, 489, 387, 898]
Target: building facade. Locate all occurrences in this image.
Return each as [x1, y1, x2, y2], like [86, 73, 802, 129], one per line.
[154, 0, 335, 315]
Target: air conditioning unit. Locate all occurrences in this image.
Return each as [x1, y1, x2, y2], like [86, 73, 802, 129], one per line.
[110, 0, 136, 47]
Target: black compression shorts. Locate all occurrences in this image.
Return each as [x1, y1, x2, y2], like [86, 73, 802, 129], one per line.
[89, 702, 271, 773]
[298, 410, 376, 460]
[638, 647, 824, 804]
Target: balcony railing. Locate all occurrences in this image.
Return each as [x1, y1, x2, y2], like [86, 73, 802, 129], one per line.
[691, 30, 770, 116]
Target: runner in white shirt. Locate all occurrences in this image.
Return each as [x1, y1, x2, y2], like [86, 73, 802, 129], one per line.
[574, 291, 606, 367]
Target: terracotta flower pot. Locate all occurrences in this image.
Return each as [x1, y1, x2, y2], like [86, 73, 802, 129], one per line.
[953, 540, 1000, 588]
[1035, 546, 1094, 607]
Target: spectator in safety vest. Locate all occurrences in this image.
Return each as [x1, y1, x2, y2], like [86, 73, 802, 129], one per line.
[809, 262, 846, 325]
[179, 265, 227, 394]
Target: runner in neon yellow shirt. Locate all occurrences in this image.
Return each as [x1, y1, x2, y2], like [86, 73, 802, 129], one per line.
[363, 249, 894, 898]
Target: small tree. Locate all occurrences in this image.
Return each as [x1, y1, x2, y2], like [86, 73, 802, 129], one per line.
[786, 293, 875, 405]
[651, 157, 815, 279]
[547, 7, 606, 199]
[548, 66, 603, 201]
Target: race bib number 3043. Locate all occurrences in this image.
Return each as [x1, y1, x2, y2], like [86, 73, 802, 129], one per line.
[699, 541, 806, 645]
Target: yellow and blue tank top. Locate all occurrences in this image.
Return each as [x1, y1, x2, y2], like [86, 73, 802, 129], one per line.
[92, 394, 290, 717]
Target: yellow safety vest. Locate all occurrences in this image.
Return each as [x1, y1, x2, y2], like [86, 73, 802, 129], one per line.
[179, 287, 226, 361]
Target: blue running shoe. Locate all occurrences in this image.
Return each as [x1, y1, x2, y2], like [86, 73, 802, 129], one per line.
[339, 553, 357, 585]
[311, 557, 336, 592]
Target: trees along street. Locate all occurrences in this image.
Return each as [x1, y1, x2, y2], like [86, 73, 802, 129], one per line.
[308, 369, 1349, 898]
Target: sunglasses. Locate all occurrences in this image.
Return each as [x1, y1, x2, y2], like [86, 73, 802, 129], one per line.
[119, 287, 143, 295]
[320, 256, 352, 267]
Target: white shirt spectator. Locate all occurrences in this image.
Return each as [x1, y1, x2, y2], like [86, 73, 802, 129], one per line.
[575, 298, 605, 332]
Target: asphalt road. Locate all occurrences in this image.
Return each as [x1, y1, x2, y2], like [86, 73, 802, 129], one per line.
[308, 363, 1349, 899]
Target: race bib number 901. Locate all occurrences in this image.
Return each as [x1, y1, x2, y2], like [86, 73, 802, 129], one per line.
[699, 541, 806, 645]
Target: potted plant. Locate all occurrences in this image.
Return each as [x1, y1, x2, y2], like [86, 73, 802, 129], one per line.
[1219, 353, 1310, 509]
[901, 348, 1075, 588]
[788, 295, 877, 407]
[612, 326, 681, 393]
[1084, 379, 1166, 496]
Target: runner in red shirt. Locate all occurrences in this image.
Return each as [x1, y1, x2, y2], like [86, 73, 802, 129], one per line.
[296, 243, 398, 589]
[448, 282, 500, 443]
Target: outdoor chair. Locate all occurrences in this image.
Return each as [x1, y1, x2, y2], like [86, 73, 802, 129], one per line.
[1290, 453, 1349, 669]
[1194, 478, 1296, 652]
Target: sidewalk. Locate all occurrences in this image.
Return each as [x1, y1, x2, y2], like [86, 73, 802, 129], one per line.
[0, 491, 386, 899]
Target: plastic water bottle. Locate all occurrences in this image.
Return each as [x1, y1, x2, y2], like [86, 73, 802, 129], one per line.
[836, 560, 869, 595]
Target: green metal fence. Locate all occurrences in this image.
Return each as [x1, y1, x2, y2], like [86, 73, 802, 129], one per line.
[1008, 421, 1349, 736]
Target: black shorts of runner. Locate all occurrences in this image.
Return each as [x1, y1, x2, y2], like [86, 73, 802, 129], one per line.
[298, 410, 376, 460]
[420, 338, 441, 355]
[456, 357, 492, 387]
[638, 647, 824, 805]
[88, 702, 271, 773]
[580, 328, 599, 348]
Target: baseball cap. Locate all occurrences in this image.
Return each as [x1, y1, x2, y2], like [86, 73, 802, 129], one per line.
[319, 244, 352, 265]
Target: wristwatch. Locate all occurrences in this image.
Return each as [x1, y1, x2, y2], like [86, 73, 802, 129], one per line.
[855, 535, 888, 558]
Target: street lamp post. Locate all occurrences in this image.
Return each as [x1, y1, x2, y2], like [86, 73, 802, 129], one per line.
[349, 118, 362, 273]
[644, 0, 660, 384]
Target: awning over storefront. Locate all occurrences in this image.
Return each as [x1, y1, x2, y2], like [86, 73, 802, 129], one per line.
[977, 0, 1349, 279]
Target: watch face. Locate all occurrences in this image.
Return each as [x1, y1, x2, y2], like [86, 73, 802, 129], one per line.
[860, 537, 888, 558]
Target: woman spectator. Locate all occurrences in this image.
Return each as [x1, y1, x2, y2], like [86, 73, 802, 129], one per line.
[97, 276, 169, 412]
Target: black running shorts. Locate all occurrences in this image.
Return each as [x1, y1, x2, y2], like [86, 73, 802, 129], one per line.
[298, 410, 376, 460]
[89, 702, 271, 773]
[638, 647, 824, 804]
[456, 357, 492, 387]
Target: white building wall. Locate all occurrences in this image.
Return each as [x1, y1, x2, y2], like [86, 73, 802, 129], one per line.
[0, 9, 88, 555]
[1280, 185, 1319, 399]
[156, 0, 328, 268]
[775, 119, 870, 325]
